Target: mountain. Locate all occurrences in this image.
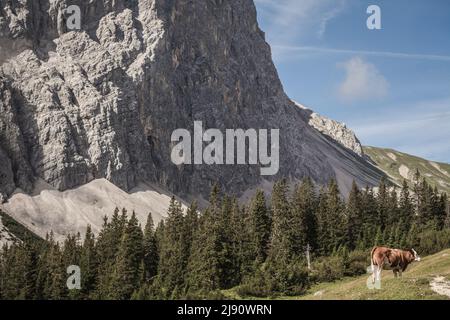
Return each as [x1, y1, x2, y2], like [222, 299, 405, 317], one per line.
[0, 0, 385, 238]
[300, 109, 450, 194]
[364, 146, 450, 194]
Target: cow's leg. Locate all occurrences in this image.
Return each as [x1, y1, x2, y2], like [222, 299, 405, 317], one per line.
[372, 263, 377, 284]
[376, 265, 383, 282]
[399, 270, 403, 278]
[393, 270, 398, 278]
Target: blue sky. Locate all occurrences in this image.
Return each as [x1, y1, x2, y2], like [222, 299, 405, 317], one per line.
[254, 0, 450, 163]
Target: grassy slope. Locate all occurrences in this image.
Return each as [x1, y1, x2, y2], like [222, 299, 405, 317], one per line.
[224, 249, 450, 300]
[299, 249, 450, 300]
[364, 146, 450, 194]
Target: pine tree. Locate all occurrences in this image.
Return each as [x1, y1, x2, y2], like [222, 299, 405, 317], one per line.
[316, 187, 331, 255]
[326, 179, 346, 252]
[268, 179, 292, 261]
[186, 184, 241, 295]
[1, 240, 38, 299]
[377, 177, 389, 230]
[360, 186, 378, 248]
[373, 226, 383, 247]
[80, 225, 97, 298]
[399, 180, 414, 233]
[110, 212, 144, 300]
[443, 194, 450, 229]
[248, 190, 271, 263]
[417, 179, 433, 228]
[183, 201, 199, 262]
[262, 179, 310, 295]
[95, 216, 114, 299]
[292, 178, 318, 252]
[345, 181, 363, 250]
[231, 199, 254, 281]
[412, 169, 422, 214]
[143, 213, 158, 282]
[35, 233, 53, 299]
[63, 233, 82, 299]
[47, 242, 66, 300]
[216, 195, 239, 288]
[95, 208, 125, 299]
[187, 202, 221, 294]
[387, 187, 399, 226]
[431, 189, 446, 230]
[157, 197, 188, 297]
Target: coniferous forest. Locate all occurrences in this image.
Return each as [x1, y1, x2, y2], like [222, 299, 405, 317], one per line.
[1, 172, 450, 300]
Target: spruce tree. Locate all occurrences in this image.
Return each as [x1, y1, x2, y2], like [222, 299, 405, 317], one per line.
[216, 195, 239, 288]
[95, 208, 125, 299]
[186, 209, 220, 295]
[143, 213, 159, 282]
[157, 197, 187, 297]
[345, 181, 363, 250]
[316, 187, 331, 255]
[47, 242, 66, 300]
[360, 186, 378, 248]
[326, 179, 346, 252]
[377, 177, 389, 230]
[186, 185, 229, 295]
[80, 225, 97, 298]
[292, 178, 318, 252]
[399, 180, 414, 232]
[110, 212, 144, 300]
[248, 190, 271, 263]
[63, 233, 82, 299]
[268, 179, 292, 262]
[387, 187, 400, 226]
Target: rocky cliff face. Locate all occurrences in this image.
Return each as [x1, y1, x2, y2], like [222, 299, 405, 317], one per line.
[0, 0, 384, 203]
[295, 103, 364, 157]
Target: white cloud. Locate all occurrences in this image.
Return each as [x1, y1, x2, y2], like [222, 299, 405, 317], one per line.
[337, 57, 388, 102]
[254, 0, 347, 44]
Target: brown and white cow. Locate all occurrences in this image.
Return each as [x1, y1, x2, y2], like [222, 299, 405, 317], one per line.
[371, 246, 421, 283]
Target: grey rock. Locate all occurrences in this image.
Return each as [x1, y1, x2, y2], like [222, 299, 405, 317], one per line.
[296, 102, 364, 157]
[0, 0, 384, 202]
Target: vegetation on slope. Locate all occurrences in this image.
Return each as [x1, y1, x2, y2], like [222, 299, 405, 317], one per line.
[364, 146, 450, 194]
[297, 248, 450, 300]
[223, 249, 450, 300]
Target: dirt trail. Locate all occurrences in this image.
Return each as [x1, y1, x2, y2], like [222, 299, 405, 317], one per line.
[430, 276, 450, 298]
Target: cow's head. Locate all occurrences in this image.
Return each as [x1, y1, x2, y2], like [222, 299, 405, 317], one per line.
[410, 249, 421, 262]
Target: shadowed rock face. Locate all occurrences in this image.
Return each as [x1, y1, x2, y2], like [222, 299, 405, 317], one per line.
[0, 0, 384, 202]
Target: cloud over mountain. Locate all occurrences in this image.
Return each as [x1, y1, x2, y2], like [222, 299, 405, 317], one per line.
[337, 57, 389, 103]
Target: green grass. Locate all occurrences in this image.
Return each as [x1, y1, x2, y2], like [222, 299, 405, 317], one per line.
[224, 249, 450, 300]
[363, 146, 450, 194]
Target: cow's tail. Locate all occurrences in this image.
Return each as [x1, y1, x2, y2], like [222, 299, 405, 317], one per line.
[370, 247, 377, 274]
